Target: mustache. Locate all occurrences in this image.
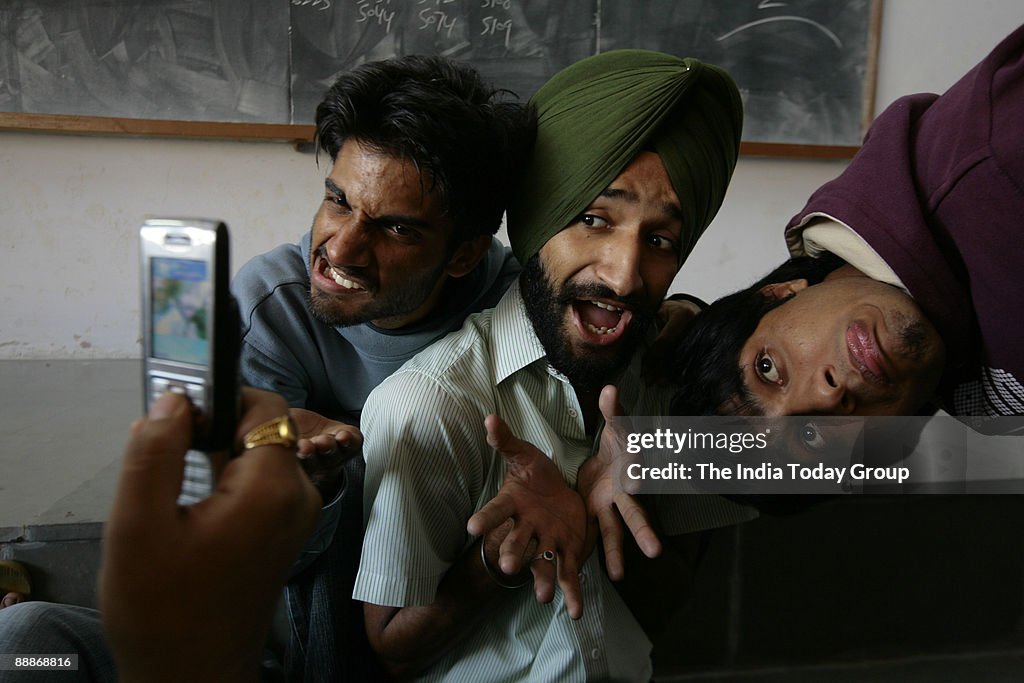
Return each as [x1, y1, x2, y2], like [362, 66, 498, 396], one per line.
[315, 245, 373, 283]
[557, 280, 649, 314]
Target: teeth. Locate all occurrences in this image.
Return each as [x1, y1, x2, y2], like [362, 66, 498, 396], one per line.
[330, 267, 365, 291]
[590, 301, 622, 312]
[585, 322, 618, 335]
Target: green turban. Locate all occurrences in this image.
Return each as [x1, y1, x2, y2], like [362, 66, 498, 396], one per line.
[507, 49, 743, 267]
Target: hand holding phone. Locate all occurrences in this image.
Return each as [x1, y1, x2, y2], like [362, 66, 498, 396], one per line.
[140, 218, 241, 502]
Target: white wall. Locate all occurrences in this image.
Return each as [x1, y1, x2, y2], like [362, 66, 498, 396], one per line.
[2, 1, 1023, 359]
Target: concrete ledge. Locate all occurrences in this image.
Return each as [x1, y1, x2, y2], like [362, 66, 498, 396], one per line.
[0, 359, 139, 529]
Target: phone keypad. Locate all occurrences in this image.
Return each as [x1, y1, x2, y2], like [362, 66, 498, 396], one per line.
[148, 376, 213, 504]
[149, 377, 205, 407]
[178, 450, 214, 505]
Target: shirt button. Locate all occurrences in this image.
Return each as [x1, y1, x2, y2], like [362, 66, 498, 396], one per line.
[590, 648, 601, 660]
[568, 408, 578, 418]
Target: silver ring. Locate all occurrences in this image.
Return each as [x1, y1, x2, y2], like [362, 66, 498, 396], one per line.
[532, 550, 555, 562]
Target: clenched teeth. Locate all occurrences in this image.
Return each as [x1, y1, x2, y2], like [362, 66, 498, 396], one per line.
[330, 267, 365, 291]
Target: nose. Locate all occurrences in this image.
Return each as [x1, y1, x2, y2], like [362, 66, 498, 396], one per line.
[323, 217, 372, 269]
[801, 365, 854, 415]
[595, 234, 644, 298]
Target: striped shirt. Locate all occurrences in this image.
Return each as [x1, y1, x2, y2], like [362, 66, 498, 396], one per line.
[354, 282, 754, 682]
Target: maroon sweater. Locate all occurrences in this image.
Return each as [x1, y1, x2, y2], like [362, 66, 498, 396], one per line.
[787, 24, 1024, 419]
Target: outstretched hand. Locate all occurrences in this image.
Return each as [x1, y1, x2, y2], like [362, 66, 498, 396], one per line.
[290, 407, 363, 502]
[467, 415, 590, 619]
[577, 385, 662, 581]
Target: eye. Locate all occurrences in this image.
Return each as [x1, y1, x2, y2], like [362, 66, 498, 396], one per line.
[325, 193, 348, 210]
[799, 422, 827, 451]
[577, 214, 609, 229]
[646, 233, 678, 252]
[385, 223, 421, 242]
[755, 351, 781, 384]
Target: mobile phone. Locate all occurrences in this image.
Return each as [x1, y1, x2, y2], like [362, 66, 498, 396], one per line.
[140, 218, 241, 503]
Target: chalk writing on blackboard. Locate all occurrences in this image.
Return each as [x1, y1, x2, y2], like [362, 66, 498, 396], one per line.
[1, 0, 879, 149]
[292, 0, 333, 10]
[289, 0, 595, 123]
[597, 0, 877, 146]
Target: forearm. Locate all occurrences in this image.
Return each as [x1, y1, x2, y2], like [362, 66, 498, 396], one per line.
[365, 534, 524, 679]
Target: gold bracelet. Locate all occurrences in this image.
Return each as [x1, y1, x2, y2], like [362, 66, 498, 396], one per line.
[479, 540, 529, 589]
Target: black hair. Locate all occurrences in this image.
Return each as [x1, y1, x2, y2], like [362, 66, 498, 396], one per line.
[315, 55, 536, 244]
[670, 253, 846, 415]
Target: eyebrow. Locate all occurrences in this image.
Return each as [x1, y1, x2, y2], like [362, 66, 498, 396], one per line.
[599, 187, 684, 223]
[324, 178, 438, 231]
[737, 368, 768, 417]
[324, 178, 343, 196]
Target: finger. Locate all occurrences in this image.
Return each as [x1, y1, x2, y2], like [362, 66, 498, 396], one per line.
[596, 506, 627, 581]
[484, 414, 543, 469]
[598, 386, 631, 471]
[466, 495, 518, 536]
[556, 552, 584, 620]
[113, 393, 195, 514]
[297, 438, 317, 457]
[334, 426, 363, 448]
[617, 494, 662, 559]
[309, 434, 340, 454]
[530, 552, 556, 605]
[2, 592, 25, 608]
[498, 522, 534, 576]
[599, 385, 625, 421]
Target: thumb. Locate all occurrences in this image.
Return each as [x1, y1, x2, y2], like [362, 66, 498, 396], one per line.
[599, 384, 626, 422]
[484, 414, 540, 469]
[598, 385, 631, 471]
[114, 393, 194, 512]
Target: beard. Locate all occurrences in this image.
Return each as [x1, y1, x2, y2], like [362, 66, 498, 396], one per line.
[891, 310, 933, 361]
[308, 244, 448, 328]
[520, 254, 655, 392]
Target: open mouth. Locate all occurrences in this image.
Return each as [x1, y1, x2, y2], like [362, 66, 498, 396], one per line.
[327, 265, 366, 291]
[572, 299, 633, 346]
[847, 322, 890, 385]
[313, 253, 371, 294]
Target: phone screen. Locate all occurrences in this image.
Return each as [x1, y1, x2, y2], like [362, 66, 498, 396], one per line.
[151, 257, 211, 366]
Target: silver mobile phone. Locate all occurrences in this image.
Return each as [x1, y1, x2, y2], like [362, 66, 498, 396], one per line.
[140, 218, 240, 503]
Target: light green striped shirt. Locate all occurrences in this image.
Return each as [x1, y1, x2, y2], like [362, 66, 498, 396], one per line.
[354, 282, 754, 682]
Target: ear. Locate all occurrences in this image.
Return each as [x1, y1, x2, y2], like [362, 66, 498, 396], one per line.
[758, 279, 809, 301]
[445, 235, 491, 278]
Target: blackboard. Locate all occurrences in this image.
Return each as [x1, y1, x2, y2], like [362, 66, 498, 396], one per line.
[0, 1, 291, 122]
[0, 0, 882, 154]
[290, 0, 597, 126]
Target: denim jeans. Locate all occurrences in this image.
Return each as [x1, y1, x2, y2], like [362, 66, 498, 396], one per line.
[0, 602, 114, 682]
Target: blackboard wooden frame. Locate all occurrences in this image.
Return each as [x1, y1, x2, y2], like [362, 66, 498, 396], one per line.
[0, 112, 864, 158]
[0, 0, 883, 159]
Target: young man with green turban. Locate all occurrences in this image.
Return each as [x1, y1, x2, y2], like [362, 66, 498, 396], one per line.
[354, 49, 754, 682]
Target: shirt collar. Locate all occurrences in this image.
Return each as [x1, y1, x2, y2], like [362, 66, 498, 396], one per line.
[787, 214, 908, 292]
[491, 279, 549, 385]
